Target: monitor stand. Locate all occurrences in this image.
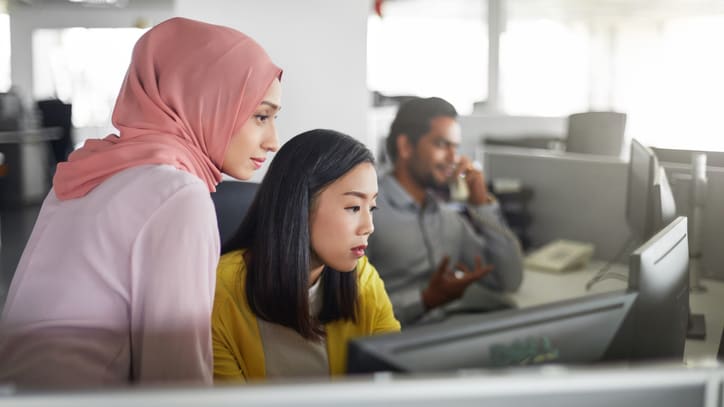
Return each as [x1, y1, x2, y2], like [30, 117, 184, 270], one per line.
[687, 313, 706, 340]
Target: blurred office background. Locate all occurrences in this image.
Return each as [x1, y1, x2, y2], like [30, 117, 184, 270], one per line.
[2, 0, 724, 309]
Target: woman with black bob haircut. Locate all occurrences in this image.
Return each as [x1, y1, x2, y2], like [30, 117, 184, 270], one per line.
[212, 129, 400, 382]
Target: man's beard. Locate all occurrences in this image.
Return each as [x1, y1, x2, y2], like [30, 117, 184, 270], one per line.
[407, 160, 448, 191]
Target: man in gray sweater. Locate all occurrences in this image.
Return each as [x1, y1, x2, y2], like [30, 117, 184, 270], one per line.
[367, 97, 523, 325]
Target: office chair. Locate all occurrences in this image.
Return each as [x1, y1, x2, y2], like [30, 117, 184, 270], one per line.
[37, 99, 73, 166]
[210, 180, 260, 246]
[0, 152, 3, 263]
[0, 92, 23, 131]
[565, 111, 627, 157]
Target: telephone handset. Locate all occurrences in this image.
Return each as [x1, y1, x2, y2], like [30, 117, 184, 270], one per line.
[448, 159, 485, 202]
[449, 175, 470, 202]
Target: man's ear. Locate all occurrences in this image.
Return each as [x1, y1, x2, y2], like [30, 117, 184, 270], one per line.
[396, 134, 413, 161]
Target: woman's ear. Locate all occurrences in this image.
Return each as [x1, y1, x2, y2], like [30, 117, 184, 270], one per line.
[396, 134, 413, 161]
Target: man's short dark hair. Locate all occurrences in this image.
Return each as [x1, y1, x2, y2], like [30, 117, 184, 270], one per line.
[385, 97, 457, 163]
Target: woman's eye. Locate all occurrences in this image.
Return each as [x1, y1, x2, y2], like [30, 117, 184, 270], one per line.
[255, 115, 269, 123]
[346, 206, 361, 213]
[370, 206, 378, 213]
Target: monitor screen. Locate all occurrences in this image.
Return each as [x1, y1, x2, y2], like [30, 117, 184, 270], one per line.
[628, 216, 689, 361]
[347, 291, 637, 374]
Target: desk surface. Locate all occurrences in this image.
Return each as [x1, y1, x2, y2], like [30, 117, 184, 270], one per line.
[0, 127, 61, 144]
[511, 261, 724, 362]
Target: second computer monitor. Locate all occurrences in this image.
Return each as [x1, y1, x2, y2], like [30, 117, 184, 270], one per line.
[627, 139, 676, 242]
[628, 216, 689, 361]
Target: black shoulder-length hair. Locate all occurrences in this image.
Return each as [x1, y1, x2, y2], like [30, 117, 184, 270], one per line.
[222, 129, 375, 340]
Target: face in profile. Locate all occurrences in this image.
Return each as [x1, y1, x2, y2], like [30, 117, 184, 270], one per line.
[221, 78, 282, 180]
[406, 116, 461, 188]
[309, 162, 378, 272]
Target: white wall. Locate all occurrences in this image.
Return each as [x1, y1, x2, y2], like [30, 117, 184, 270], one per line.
[9, 0, 371, 181]
[175, 0, 370, 181]
[8, 0, 174, 107]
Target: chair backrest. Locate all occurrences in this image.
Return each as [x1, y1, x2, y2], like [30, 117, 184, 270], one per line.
[0, 92, 23, 131]
[210, 181, 260, 246]
[37, 99, 73, 164]
[565, 111, 627, 157]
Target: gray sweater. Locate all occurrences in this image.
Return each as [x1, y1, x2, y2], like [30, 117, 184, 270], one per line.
[367, 173, 523, 325]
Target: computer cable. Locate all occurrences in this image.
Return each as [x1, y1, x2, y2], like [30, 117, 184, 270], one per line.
[585, 235, 635, 291]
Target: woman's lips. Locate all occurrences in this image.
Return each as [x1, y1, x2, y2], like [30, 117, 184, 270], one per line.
[351, 245, 367, 258]
[250, 157, 265, 169]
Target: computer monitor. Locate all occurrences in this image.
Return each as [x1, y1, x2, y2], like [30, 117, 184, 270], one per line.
[653, 167, 677, 233]
[347, 217, 691, 374]
[626, 139, 676, 243]
[2, 365, 722, 407]
[347, 291, 637, 374]
[627, 216, 689, 361]
[626, 139, 657, 241]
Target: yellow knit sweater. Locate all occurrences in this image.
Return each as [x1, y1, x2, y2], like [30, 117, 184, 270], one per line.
[212, 250, 401, 382]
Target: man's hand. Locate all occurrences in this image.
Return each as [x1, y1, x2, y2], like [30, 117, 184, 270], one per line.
[453, 156, 492, 205]
[421, 256, 494, 310]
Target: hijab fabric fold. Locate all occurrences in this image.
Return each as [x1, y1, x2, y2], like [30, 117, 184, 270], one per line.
[53, 17, 282, 200]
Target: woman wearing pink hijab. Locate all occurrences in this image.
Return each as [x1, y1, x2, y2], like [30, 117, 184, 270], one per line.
[0, 17, 282, 388]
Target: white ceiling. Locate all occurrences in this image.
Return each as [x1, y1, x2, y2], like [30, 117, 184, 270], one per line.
[381, 0, 724, 20]
[7, 0, 173, 8]
[509, 0, 724, 19]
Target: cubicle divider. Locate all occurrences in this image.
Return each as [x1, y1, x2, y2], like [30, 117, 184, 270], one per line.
[484, 147, 630, 262]
[663, 162, 724, 281]
[458, 114, 566, 158]
[2, 364, 722, 406]
[485, 146, 724, 281]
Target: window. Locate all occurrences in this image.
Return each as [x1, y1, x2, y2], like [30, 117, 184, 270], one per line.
[0, 13, 10, 92]
[32, 27, 146, 128]
[367, 0, 488, 114]
[500, 1, 724, 151]
[612, 15, 724, 151]
[500, 17, 589, 116]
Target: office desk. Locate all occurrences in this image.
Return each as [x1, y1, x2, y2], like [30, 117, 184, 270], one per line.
[511, 261, 724, 361]
[0, 127, 61, 208]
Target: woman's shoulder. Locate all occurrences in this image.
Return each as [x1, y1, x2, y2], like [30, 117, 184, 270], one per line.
[111, 164, 205, 191]
[218, 248, 246, 275]
[97, 164, 209, 210]
[355, 256, 383, 290]
[215, 249, 247, 294]
[219, 249, 245, 268]
[352, 256, 401, 331]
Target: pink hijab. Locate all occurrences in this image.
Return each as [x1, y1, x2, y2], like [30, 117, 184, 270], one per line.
[53, 17, 282, 200]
